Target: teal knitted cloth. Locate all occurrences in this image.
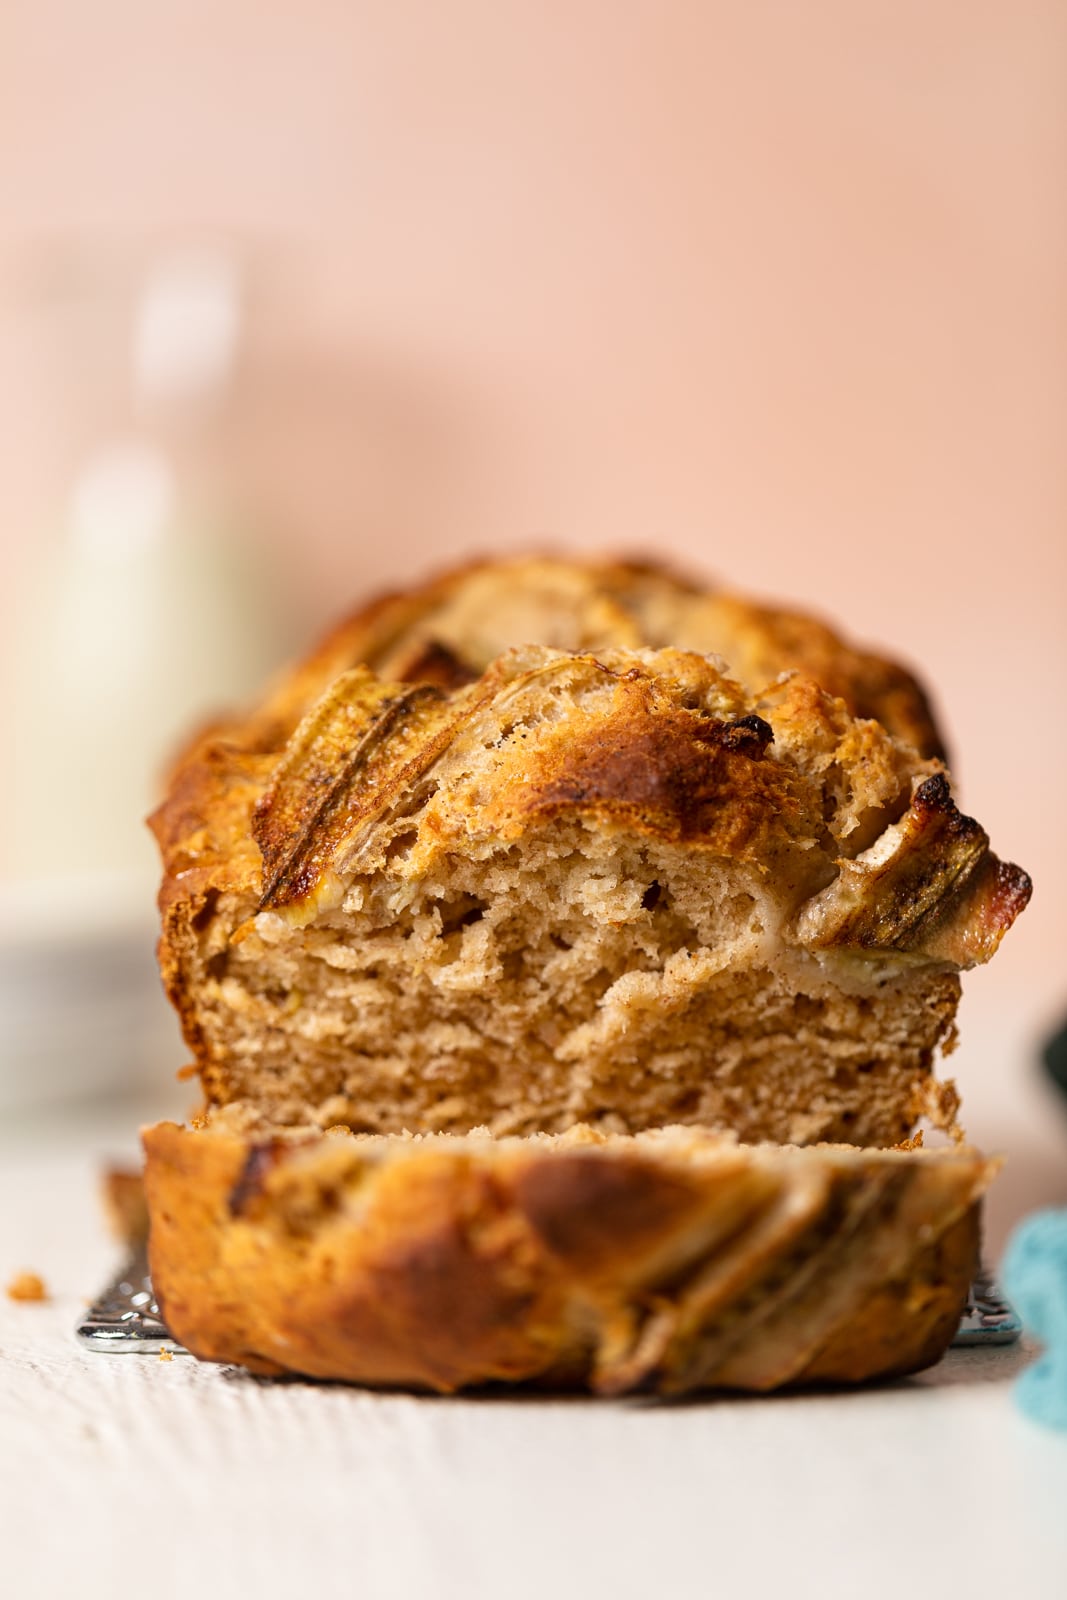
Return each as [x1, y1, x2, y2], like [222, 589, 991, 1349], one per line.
[1001, 1208, 1067, 1431]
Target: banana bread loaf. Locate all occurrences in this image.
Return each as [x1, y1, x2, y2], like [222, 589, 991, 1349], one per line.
[142, 559, 1029, 1393]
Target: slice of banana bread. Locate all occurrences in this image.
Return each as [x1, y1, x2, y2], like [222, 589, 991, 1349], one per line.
[143, 1119, 993, 1394]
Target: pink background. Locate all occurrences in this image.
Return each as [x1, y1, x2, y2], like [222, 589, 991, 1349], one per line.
[1, 3, 1063, 1047]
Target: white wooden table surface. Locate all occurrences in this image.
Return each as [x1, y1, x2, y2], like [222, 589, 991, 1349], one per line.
[3, 999, 1066, 1600]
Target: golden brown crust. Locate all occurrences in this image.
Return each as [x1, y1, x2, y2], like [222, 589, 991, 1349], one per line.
[694, 591, 946, 764]
[150, 740, 272, 1096]
[249, 655, 817, 920]
[252, 672, 462, 919]
[143, 1120, 990, 1394]
[212, 555, 947, 761]
[795, 771, 1032, 965]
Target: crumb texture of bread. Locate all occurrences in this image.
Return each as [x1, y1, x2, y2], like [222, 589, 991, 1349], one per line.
[143, 1120, 991, 1394]
[152, 643, 1028, 1145]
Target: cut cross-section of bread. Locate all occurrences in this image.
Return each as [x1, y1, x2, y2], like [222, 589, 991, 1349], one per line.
[142, 1120, 994, 1395]
[152, 644, 1028, 1147]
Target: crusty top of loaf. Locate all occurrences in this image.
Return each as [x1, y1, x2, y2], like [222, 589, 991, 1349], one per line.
[143, 1116, 993, 1393]
[155, 643, 1023, 949]
[246, 645, 1021, 960]
[210, 554, 946, 762]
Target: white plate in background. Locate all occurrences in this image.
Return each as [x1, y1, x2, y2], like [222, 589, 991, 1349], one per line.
[0, 872, 186, 1111]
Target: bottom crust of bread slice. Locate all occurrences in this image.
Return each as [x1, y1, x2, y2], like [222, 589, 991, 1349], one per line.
[142, 1120, 992, 1395]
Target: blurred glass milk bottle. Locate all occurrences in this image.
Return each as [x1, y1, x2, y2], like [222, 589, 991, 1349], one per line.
[8, 248, 287, 914]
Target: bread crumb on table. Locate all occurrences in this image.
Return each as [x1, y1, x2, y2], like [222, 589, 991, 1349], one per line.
[6, 1271, 49, 1302]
